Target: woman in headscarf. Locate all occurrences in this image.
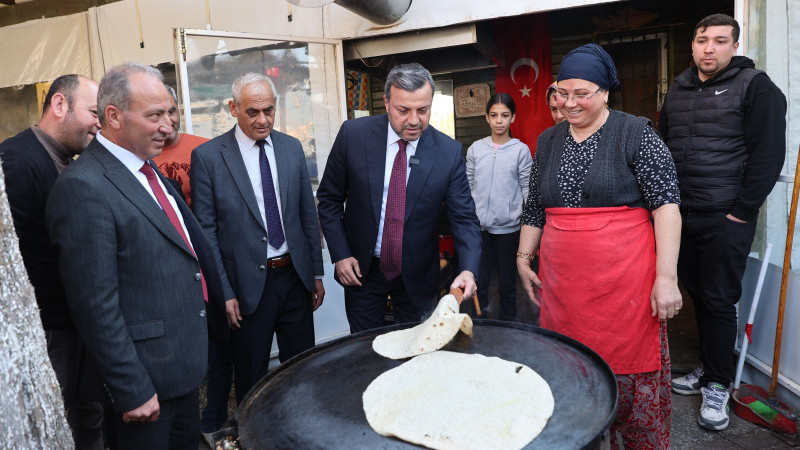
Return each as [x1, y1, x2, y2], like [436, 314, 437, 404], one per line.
[545, 82, 566, 124]
[516, 44, 682, 449]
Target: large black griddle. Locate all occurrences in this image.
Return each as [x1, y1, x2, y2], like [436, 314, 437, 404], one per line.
[237, 320, 618, 449]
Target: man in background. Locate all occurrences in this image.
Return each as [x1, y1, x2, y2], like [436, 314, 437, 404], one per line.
[659, 13, 786, 431]
[153, 85, 208, 206]
[0, 74, 104, 449]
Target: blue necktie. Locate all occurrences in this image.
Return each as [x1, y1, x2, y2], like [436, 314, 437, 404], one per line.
[257, 139, 285, 249]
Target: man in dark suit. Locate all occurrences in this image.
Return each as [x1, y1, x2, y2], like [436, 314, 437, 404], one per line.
[317, 63, 481, 333]
[0, 74, 104, 449]
[190, 73, 325, 434]
[46, 62, 227, 449]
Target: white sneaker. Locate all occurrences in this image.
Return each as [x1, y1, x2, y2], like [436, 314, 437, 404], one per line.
[672, 365, 703, 395]
[698, 382, 730, 430]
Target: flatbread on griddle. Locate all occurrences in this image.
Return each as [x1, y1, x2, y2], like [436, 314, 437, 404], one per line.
[363, 351, 554, 450]
[372, 294, 472, 359]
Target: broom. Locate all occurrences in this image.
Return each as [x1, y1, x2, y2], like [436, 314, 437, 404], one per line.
[731, 244, 796, 434]
[731, 146, 800, 435]
[766, 145, 800, 429]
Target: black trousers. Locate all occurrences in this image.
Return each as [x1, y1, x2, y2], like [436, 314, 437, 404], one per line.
[110, 389, 198, 450]
[344, 257, 434, 333]
[231, 264, 315, 405]
[678, 210, 757, 386]
[475, 230, 519, 321]
[200, 335, 234, 433]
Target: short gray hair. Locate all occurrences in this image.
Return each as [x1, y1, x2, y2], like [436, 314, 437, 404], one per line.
[164, 84, 178, 104]
[384, 63, 435, 101]
[97, 62, 163, 125]
[231, 73, 277, 105]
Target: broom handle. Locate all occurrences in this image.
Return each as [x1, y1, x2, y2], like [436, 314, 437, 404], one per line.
[734, 243, 772, 390]
[769, 146, 800, 396]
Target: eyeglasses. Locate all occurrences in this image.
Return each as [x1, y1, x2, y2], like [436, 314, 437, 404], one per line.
[554, 88, 602, 103]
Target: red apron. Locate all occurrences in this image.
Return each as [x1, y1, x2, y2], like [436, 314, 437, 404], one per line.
[539, 206, 660, 374]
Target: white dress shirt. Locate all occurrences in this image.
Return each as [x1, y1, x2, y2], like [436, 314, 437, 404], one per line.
[374, 123, 419, 257]
[96, 132, 195, 251]
[233, 126, 289, 258]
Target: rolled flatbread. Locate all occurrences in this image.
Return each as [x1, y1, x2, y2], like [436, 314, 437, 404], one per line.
[363, 351, 554, 450]
[372, 294, 472, 359]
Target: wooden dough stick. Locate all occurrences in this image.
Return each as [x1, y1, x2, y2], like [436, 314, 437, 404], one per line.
[474, 294, 482, 316]
[449, 287, 464, 304]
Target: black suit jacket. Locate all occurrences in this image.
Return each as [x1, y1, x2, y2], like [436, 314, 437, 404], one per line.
[0, 127, 71, 329]
[46, 140, 227, 412]
[317, 114, 481, 302]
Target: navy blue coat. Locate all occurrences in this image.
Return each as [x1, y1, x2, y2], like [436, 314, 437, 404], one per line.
[317, 114, 481, 303]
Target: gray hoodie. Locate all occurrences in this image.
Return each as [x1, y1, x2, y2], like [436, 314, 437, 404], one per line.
[466, 137, 532, 234]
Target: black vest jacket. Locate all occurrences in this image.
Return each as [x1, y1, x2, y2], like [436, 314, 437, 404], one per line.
[536, 109, 650, 209]
[661, 63, 762, 211]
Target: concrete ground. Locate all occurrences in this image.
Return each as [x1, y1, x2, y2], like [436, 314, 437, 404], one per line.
[198, 270, 800, 449]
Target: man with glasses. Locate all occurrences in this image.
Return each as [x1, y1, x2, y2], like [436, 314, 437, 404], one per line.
[658, 13, 786, 431]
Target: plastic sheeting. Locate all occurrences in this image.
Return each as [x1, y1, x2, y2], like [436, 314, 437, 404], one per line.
[0, 13, 91, 88]
[89, 1, 208, 74]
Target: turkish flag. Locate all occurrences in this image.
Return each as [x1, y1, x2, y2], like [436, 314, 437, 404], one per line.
[494, 14, 553, 156]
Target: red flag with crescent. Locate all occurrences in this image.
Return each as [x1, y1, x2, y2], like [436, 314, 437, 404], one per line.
[494, 14, 553, 155]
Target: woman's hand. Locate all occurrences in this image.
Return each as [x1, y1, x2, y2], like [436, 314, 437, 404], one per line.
[517, 225, 543, 306]
[517, 257, 542, 306]
[651, 275, 682, 321]
[650, 203, 682, 321]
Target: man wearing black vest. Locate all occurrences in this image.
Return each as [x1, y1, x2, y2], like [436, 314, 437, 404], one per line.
[658, 14, 786, 431]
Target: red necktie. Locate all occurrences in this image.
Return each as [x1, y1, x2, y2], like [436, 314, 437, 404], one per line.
[140, 162, 208, 302]
[380, 139, 407, 281]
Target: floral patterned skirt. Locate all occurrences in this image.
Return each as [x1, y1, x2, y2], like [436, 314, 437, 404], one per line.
[610, 322, 671, 449]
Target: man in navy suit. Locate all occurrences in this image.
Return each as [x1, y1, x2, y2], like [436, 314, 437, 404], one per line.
[191, 73, 325, 437]
[317, 63, 481, 333]
[47, 63, 227, 449]
[0, 74, 105, 449]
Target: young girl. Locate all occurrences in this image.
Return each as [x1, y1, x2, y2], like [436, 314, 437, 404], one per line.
[465, 93, 532, 320]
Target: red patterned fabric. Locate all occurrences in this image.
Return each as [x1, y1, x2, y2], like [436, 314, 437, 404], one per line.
[611, 322, 671, 449]
[379, 139, 407, 280]
[152, 133, 208, 207]
[494, 13, 553, 155]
